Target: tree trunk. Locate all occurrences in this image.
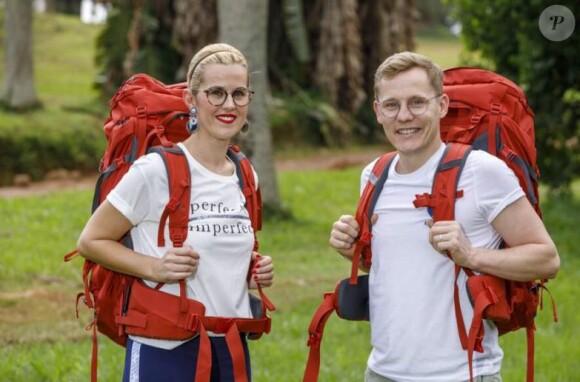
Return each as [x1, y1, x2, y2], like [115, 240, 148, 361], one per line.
[314, 0, 365, 113]
[172, 0, 218, 81]
[218, 0, 282, 208]
[359, 0, 418, 98]
[1, 0, 40, 110]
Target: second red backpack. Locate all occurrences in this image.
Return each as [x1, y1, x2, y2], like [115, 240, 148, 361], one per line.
[303, 68, 557, 382]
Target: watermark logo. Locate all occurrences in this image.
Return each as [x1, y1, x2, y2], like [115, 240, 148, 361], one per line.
[539, 5, 575, 41]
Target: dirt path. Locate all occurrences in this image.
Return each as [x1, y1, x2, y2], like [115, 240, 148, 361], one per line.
[0, 149, 384, 199]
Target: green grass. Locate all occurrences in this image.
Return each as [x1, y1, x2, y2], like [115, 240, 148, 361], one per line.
[0, 171, 579, 381]
[0, 11, 103, 104]
[0, 11, 106, 184]
[416, 25, 463, 70]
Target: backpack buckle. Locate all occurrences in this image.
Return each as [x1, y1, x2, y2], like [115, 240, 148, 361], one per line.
[184, 313, 200, 332]
[470, 113, 483, 125]
[490, 102, 501, 114]
[165, 197, 180, 212]
[136, 105, 147, 118]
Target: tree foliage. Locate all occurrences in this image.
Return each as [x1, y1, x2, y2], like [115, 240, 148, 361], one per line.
[94, 0, 417, 146]
[95, 0, 181, 94]
[450, 0, 579, 192]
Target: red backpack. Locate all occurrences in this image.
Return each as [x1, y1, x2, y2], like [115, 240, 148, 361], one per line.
[303, 68, 557, 382]
[64, 73, 274, 382]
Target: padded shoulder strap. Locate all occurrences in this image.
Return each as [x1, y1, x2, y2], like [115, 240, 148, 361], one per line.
[148, 145, 191, 248]
[350, 152, 397, 284]
[413, 143, 472, 222]
[227, 145, 262, 233]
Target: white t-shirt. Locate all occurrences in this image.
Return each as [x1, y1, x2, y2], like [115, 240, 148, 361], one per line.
[363, 143, 524, 382]
[107, 143, 256, 349]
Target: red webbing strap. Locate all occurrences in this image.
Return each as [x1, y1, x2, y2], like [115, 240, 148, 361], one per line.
[257, 284, 276, 313]
[135, 104, 149, 158]
[90, 320, 98, 382]
[194, 317, 270, 382]
[454, 267, 476, 352]
[466, 287, 496, 382]
[487, 102, 502, 156]
[303, 293, 337, 382]
[526, 324, 535, 382]
[82, 262, 95, 309]
[453, 265, 468, 350]
[198, 316, 271, 336]
[540, 283, 558, 323]
[195, 325, 212, 382]
[350, 152, 397, 284]
[225, 323, 249, 382]
[63, 249, 79, 262]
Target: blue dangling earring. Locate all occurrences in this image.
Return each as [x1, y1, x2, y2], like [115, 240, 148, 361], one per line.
[186, 106, 198, 133]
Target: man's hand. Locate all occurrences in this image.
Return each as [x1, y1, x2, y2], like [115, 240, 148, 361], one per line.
[428, 220, 475, 268]
[329, 215, 361, 260]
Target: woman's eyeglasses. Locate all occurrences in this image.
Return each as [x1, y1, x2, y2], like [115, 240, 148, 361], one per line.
[202, 86, 254, 107]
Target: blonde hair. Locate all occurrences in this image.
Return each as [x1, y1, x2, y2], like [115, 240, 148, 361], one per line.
[374, 51, 443, 98]
[186, 43, 249, 92]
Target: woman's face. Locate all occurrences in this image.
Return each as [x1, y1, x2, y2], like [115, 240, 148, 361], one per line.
[185, 63, 250, 143]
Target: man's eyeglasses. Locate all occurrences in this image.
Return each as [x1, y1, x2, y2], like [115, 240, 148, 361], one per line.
[376, 94, 442, 118]
[203, 86, 254, 107]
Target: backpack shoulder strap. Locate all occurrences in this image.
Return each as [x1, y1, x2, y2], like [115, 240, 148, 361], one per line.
[227, 144, 262, 234]
[413, 142, 494, 382]
[350, 151, 397, 284]
[227, 145, 275, 315]
[148, 145, 191, 248]
[303, 150, 397, 382]
[413, 142, 472, 222]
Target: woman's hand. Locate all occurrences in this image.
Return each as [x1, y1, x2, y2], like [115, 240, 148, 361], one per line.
[152, 245, 200, 283]
[249, 252, 274, 289]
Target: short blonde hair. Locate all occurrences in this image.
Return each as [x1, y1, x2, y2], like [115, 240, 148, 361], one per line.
[374, 51, 443, 98]
[186, 43, 249, 92]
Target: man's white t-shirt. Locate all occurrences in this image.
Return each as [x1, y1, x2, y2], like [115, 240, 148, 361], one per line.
[362, 144, 524, 382]
[107, 142, 255, 349]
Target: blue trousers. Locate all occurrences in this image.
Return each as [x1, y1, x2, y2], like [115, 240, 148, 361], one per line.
[123, 335, 251, 382]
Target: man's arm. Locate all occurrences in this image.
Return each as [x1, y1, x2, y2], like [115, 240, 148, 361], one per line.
[430, 197, 559, 281]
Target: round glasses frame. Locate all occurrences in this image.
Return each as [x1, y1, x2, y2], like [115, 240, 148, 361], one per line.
[202, 86, 254, 107]
[377, 94, 442, 118]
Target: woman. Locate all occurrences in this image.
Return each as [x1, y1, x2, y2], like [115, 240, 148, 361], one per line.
[77, 43, 274, 382]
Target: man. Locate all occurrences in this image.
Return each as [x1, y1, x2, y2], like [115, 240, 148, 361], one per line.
[329, 52, 559, 382]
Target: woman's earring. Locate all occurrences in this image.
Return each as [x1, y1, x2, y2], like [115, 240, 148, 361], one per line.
[241, 121, 249, 132]
[186, 107, 198, 133]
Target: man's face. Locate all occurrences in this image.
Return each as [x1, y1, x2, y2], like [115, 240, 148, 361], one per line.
[373, 67, 448, 162]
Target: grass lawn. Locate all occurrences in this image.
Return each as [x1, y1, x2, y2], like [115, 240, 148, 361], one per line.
[1, 173, 579, 381]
